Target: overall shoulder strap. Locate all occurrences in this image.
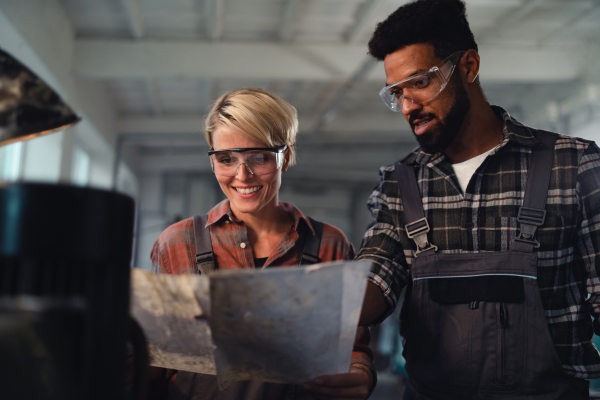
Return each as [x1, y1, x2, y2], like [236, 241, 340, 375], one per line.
[512, 130, 558, 253]
[300, 217, 324, 265]
[192, 214, 216, 274]
[394, 162, 437, 257]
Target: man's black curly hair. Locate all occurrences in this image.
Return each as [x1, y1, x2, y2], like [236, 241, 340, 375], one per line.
[368, 0, 478, 61]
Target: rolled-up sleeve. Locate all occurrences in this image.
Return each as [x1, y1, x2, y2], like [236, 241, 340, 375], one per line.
[356, 165, 411, 323]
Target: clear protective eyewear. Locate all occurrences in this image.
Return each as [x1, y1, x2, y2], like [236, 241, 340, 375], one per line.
[208, 145, 287, 177]
[379, 51, 466, 112]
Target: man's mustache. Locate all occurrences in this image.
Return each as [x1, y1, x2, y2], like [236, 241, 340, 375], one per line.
[409, 112, 436, 125]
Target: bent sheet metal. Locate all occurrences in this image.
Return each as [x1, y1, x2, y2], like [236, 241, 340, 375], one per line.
[130, 260, 371, 389]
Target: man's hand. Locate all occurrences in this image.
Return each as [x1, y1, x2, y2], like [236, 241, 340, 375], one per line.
[303, 365, 373, 399]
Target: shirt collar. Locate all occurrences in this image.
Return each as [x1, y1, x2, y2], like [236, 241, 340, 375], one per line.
[401, 105, 540, 166]
[206, 199, 316, 235]
[280, 202, 316, 235]
[495, 106, 539, 148]
[206, 199, 232, 226]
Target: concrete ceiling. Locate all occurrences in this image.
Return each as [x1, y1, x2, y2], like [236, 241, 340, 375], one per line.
[57, 0, 600, 179]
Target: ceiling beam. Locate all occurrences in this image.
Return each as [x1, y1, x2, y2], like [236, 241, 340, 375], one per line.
[119, 0, 145, 39]
[74, 39, 593, 82]
[145, 79, 163, 115]
[117, 113, 412, 135]
[279, 0, 304, 42]
[119, 115, 205, 135]
[346, 0, 387, 43]
[205, 0, 226, 41]
[75, 39, 354, 80]
[311, 56, 376, 134]
[478, 0, 547, 43]
[537, 2, 600, 46]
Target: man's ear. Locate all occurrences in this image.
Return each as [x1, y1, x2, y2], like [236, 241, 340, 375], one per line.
[462, 49, 480, 84]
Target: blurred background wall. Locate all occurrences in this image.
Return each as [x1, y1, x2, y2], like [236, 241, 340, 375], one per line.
[1, 0, 599, 267]
[1, 0, 599, 397]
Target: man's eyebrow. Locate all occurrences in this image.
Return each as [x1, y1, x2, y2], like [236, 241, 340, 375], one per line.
[385, 68, 428, 86]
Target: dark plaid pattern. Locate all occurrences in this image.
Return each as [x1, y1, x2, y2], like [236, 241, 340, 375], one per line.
[356, 106, 600, 379]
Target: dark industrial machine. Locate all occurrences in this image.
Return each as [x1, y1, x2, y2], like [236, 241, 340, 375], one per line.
[0, 47, 148, 400]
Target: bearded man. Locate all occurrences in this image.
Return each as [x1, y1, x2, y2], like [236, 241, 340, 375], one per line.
[353, 1, 600, 399]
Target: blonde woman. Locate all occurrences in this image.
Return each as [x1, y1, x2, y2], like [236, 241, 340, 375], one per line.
[150, 88, 373, 400]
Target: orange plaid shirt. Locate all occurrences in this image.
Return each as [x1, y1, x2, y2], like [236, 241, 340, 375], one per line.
[151, 200, 355, 272]
[151, 199, 373, 368]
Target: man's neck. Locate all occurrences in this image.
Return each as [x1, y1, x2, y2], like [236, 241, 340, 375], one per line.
[444, 104, 504, 164]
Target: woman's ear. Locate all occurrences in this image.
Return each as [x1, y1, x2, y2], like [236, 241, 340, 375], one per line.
[282, 148, 291, 172]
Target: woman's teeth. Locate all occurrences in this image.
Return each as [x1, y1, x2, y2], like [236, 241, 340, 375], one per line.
[235, 186, 262, 194]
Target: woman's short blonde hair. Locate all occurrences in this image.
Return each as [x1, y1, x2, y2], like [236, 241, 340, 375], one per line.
[204, 88, 298, 167]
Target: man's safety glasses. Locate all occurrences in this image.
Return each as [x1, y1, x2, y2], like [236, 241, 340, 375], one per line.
[379, 51, 465, 112]
[208, 145, 287, 177]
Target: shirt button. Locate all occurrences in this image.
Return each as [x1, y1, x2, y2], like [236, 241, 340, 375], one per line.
[465, 222, 474, 230]
[240, 242, 247, 249]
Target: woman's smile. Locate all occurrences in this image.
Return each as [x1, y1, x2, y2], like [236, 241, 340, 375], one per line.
[233, 185, 263, 196]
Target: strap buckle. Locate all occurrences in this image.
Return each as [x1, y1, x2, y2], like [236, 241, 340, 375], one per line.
[405, 217, 437, 256]
[517, 206, 546, 226]
[301, 253, 319, 264]
[196, 251, 215, 275]
[514, 206, 546, 248]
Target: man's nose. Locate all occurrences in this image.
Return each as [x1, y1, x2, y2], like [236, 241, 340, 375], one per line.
[401, 96, 422, 116]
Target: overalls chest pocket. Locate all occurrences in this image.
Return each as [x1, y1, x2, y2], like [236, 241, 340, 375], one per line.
[429, 275, 525, 390]
[404, 253, 534, 395]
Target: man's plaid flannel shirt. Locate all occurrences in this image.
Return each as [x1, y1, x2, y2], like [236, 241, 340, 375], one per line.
[357, 106, 600, 379]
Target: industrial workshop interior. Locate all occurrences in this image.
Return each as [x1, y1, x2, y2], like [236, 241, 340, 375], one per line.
[1, 0, 600, 399]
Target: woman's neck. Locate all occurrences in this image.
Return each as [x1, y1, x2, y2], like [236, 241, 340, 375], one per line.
[230, 200, 292, 235]
[231, 201, 294, 259]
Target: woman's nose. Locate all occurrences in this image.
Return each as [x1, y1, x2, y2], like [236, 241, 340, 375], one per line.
[235, 163, 253, 180]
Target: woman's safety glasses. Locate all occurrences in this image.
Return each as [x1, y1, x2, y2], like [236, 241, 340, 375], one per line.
[379, 51, 465, 112]
[208, 145, 287, 177]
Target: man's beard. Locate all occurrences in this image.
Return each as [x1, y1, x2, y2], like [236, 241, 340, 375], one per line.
[410, 75, 471, 154]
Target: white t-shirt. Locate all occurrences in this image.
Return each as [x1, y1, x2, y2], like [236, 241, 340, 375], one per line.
[451, 148, 495, 193]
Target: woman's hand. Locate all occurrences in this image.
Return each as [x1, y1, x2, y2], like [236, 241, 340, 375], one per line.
[303, 364, 373, 399]
[124, 342, 165, 387]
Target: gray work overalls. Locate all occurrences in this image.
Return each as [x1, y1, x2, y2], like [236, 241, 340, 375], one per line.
[397, 131, 590, 399]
